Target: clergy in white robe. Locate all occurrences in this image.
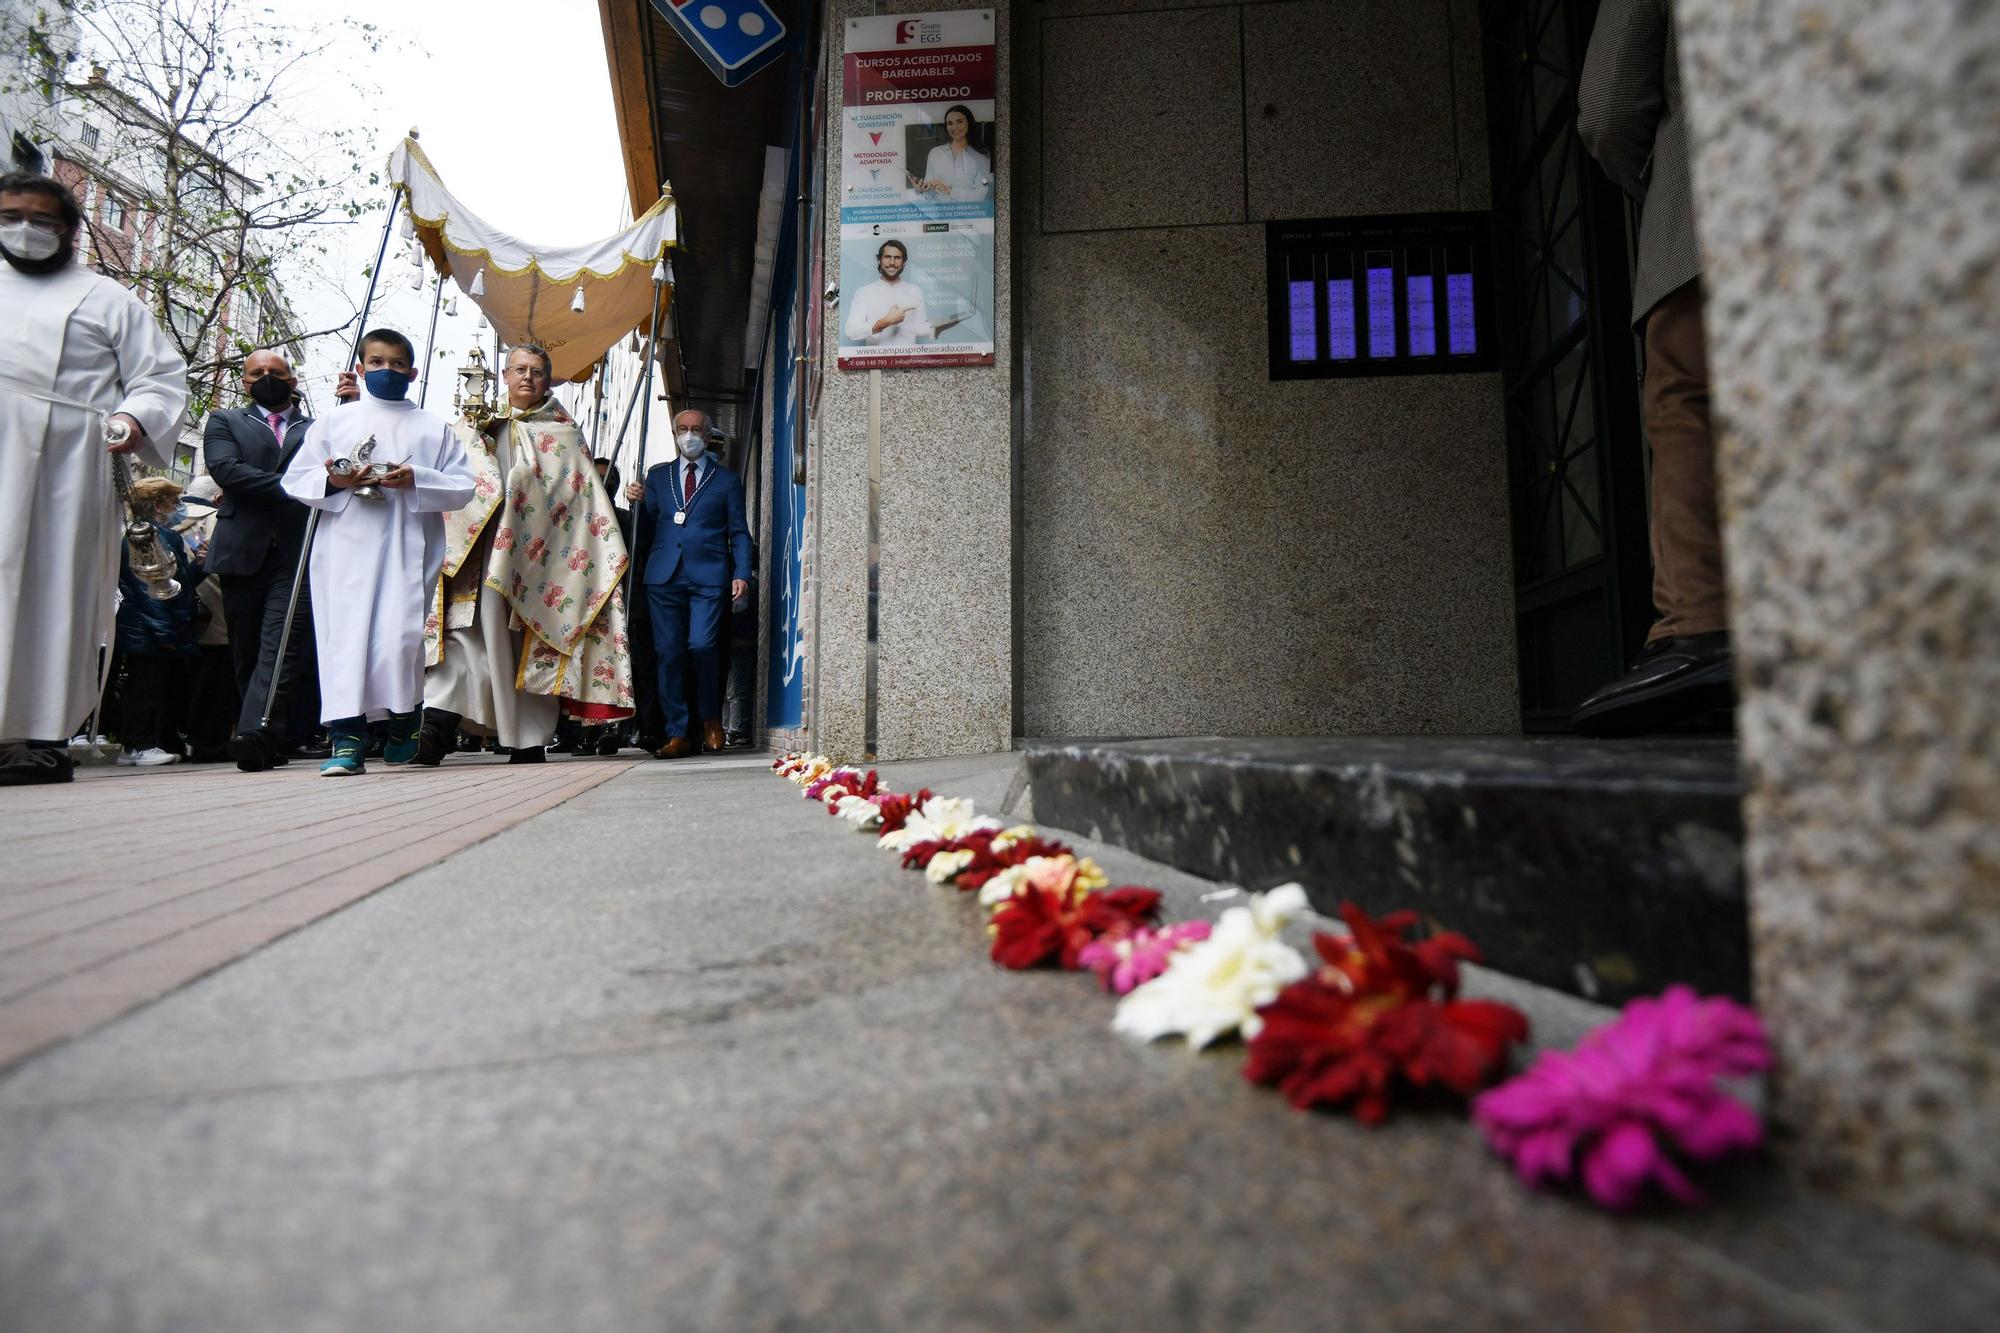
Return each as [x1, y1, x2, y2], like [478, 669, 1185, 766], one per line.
[0, 197, 187, 768]
[281, 387, 476, 723]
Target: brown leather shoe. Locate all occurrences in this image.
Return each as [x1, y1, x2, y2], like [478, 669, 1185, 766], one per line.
[702, 720, 725, 753]
[655, 736, 696, 759]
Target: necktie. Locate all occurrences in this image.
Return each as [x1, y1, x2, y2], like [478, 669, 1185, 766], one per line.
[684, 461, 697, 505]
[267, 411, 285, 441]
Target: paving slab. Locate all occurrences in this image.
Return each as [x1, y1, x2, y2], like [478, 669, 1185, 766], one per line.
[0, 755, 633, 1068]
[0, 751, 1992, 1331]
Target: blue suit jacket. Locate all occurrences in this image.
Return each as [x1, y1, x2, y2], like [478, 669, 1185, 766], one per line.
[639, 458, 752, 588]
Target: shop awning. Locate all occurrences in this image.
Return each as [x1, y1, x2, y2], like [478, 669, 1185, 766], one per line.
[387, 136, 679, 382]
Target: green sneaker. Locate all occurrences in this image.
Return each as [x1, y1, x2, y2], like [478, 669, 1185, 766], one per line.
[320, 728, 366, 777]
[383, 709, 421, 765]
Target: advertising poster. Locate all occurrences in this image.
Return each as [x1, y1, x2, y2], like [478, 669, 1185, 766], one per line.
[838, 9, 996, 371]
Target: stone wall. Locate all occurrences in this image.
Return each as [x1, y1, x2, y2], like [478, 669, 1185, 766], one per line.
[1678, 0, 2000, 1247]
[812, 1, 1015, 760]
[1013, 0, 1518, 737]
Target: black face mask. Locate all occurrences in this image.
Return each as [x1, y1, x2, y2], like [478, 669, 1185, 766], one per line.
[248, 376, 295, 410]
[0, 238, 75, 275]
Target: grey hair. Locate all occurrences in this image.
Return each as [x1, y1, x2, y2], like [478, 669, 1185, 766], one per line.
[674, 409, 713, 434]
[510, 342, 554, 376]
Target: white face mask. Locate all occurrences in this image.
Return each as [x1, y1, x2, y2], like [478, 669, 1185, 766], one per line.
[675, 430, 706, 460]
[0, 220, 63, 261]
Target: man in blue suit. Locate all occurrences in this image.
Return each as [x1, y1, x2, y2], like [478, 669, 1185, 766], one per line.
[632, 409, 751, 758]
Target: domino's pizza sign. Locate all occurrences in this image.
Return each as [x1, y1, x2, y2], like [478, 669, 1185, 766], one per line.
[650, 0, 788, 87]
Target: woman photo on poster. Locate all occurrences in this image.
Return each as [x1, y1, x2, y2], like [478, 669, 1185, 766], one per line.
[911, 105, 991, 204]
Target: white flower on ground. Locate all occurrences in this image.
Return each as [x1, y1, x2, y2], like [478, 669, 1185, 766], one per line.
[1111, 883, 1312, 1050]
[977, 861, 1037, 910]
[924, 849, 977, 884]
[878, 796, 999, 852]
[836, 795, 882, 829]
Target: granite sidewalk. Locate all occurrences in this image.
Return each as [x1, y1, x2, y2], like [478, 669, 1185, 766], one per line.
[0, 750, 1993, 1331]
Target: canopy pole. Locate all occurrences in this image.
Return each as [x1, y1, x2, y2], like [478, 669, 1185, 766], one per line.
[416, 270, 447, 408]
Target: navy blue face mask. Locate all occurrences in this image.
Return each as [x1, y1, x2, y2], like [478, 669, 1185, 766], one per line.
[363, 368, 412, 401]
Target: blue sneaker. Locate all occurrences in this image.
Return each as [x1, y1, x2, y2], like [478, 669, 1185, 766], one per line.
[320, 729, 366, 777]
[382, 709, 421, 765]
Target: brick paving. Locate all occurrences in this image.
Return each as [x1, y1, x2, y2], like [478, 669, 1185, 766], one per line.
[0, 753, 634, 1069]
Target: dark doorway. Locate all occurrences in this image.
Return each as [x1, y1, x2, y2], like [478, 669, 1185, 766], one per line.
[1480, 0, 1653, 731]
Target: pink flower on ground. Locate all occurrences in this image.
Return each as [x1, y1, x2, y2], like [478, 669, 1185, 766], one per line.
[1472, 986, 1771, 1210]
[1076, 921, 1213, 995]
[804, 768, 863, 802]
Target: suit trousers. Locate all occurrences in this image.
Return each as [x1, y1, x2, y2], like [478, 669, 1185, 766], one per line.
[646, 576, 725, 739]
[1642, 279, 1726, 642]
[221, 562, 313, 738]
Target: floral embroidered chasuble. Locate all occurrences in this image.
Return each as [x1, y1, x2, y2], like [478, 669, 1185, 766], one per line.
[424, 399, 634, 717]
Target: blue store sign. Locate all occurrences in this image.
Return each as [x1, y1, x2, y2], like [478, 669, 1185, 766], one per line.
[649, 0, 789, 87]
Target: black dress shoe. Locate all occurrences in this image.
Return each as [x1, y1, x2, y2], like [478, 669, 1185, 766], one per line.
[412, 708, 460, 767]
[228, 729, 277, 773]
[0, 743, 73, 786]
[508, 745, 546, 764]
[1573, 631, 1735, 738]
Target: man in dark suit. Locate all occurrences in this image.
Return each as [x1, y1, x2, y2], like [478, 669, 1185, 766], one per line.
[628, 409, 751, 758]
[201, 347, 317, 771]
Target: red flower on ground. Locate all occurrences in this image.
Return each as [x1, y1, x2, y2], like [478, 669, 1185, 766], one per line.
[1242, 903, 1527, 1122]
[871, 790, 933, 835]
[989, 880, 1162, 971]
[953, 833, 1073, 890]
[821, 769, 881, 812]
[901, 825, 998, 871]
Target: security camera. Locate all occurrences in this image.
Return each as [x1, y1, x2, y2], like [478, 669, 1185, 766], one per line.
[823, 281, 840, 303]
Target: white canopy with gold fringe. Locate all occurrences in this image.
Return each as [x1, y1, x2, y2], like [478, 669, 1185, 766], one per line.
[387, 136, 678, 383]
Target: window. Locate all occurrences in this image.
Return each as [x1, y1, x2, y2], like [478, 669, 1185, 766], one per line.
[79, 124, 100, 150]
[168, 301, 202, 345]
[1266, 213, 1496, 381]
[103, 194, 125, 229]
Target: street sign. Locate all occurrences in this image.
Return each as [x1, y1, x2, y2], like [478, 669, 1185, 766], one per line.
[649, 0, 789, 87]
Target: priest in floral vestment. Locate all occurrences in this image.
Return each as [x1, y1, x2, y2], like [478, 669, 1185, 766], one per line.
[416, 343, 633, 764]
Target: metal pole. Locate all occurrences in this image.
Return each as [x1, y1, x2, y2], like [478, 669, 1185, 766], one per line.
[416, 270, 446, 407]
[617, 270, 669, 615]
[258, 186, 405, 731]
[608, 275, 667, 468]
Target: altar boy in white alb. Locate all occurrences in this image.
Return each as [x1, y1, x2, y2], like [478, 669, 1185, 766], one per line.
[282, 329, 476, 775]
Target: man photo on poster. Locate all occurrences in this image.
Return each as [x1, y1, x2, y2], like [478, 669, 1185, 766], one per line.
[842, 239, 968, 349]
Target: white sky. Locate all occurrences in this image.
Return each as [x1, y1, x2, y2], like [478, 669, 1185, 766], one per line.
[264, 0, 633, 415]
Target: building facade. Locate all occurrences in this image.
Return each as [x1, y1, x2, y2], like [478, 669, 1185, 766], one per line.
[595, 0, 1997, 1246]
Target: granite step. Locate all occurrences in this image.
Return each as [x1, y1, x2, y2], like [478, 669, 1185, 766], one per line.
[1017, 736, 1748, 1005]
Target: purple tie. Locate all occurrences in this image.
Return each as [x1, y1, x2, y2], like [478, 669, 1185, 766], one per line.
[267, 411, 285, 442]
[685, 462, 696, 505]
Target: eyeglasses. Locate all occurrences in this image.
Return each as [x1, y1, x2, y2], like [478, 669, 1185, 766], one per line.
[0, 211, 66, 235]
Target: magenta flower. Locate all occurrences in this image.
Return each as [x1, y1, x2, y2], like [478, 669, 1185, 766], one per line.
[804, 768, 862, 802]
[1473, 986, 1771, 1210]
[1076, 920, 1213, 995]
